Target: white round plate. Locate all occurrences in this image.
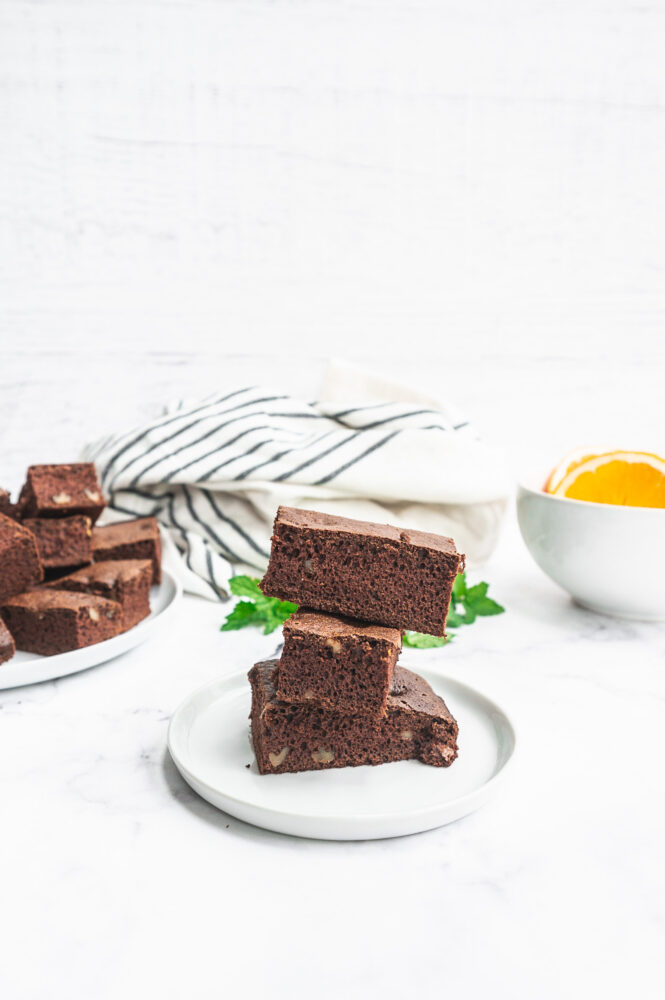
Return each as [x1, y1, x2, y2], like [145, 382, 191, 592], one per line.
[0, 570, 181, 690]
[168, 667, 516, 840]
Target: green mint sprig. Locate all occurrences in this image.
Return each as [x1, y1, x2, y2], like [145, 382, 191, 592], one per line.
[220, 576, 297, 635]
[221, 571, 504, 646]
[402, 572, 504, 648]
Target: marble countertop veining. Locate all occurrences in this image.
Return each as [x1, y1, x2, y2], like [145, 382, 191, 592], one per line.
[1, 511, 664, 1000]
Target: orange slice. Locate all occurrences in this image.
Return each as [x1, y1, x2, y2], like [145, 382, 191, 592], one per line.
[543, 447, 599, 493]
[545, 450, 665, 508]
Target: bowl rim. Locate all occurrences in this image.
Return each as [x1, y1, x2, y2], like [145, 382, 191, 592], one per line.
[517, 478, 665, 515]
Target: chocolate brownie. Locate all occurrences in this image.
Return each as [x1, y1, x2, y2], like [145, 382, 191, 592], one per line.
[260, 507, 465, 636]
[249, 659, 459, 774]
[19, 463, 105, 523]
[276, 610, 401, 716]
[0, 616, 15, 664]
[0, 489, 22, 520]
[91, 517, 162, 585]
[1, 590, 123, 656]
[43, 559, 152, 631]
[24, 516, 93, 571]
[0, 512, 43, 603]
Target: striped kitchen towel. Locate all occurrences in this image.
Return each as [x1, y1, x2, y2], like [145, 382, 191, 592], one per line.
[84, 365, 511, 600]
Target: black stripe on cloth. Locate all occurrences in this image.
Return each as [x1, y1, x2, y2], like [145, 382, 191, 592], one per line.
[263, 412, 327, 419]
[167, 493, 220, 600]
[175, 525, 220, 600]
[326, 402, 393, 420]
[163, 425, 273, 483]
[205, 548, 228, 599]
[352, 409, 445, 431]
[233, 430, 334, 482]
[273, 432, 356, 483]
[180, 485, 242, 564]
[115, 394, 289, 489]
[313, 429, 402, 486]
[453, 421, 469, 430]
[203, 491, 271, 560]
[109, 485, 176, 510]
[99, 387, 255, 487]
[128, 402, 286, 487]
[197, 438, 267, 480]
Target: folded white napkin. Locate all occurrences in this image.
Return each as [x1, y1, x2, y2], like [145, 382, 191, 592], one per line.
[85, 363, 511, 600]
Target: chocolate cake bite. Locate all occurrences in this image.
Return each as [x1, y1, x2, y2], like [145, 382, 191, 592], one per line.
[0, 489, 22, 521]
[24, 516, 93, 571]
[91, 517, 162, 585]
[260, 506, 464, 636]
[249, 660, 459, 774]
[276, 610, 401, 717]
[19, 463, 106, 523]
[1, 590, 123, 656]
[0, 512, 43, 603]
[0, 616, 16, 664]
[43, 559, 152, 631]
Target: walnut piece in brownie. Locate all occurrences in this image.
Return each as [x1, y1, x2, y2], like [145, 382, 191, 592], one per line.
[44, 559, 152, 631]
[91, 517, 162, 585]
[19, 463, 106, 523]
[249, 660, 459, 774]
[0, 616, 15, 664]
[1, 590, 123, 656]
[276, 610, 401, 717]
[24, 516, 93, 571]
[0, 512, 44, 603]
[260, 506, 465, 636]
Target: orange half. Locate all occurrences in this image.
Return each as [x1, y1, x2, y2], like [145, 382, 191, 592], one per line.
[546, 450, 665, 508]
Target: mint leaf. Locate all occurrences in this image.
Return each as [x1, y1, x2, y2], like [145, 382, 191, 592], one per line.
[465, 582, 488, 602]
[403, 631, 452, 649]
[221, 576, 298, 635]
[262, 598, 298, 634]
[228, 575, 264, 599]
[219, 572, 504, 647]
[221, 600, 264, 631]
[470, 596, 505, 616]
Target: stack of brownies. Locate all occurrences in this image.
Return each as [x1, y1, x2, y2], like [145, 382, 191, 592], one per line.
[249, 506, 465, 774]
[0, 463, 162, 663]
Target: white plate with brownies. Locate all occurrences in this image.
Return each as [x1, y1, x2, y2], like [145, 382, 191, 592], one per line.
[169, 505, 516, 840]
[0, 463, 180, 689]
[169, 666, 516, 840]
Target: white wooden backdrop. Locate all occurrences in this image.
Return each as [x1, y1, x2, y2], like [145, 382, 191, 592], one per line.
[1, 0, 664, 481]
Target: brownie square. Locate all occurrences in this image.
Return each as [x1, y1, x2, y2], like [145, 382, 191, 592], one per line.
[19, 463, 106, 523]
[91, 517, 162, 585]
[1, 590, 123, 656]
[260, 506, 465, 636]
[23, 516, 93, 571]
[43, 559, 152, 632]
[249, 660, 459, 774]
[276, 610, 401, 717]
[0, 512, 43, 603]
[0, 489, 22, 521]
[0, 616, 15, 664]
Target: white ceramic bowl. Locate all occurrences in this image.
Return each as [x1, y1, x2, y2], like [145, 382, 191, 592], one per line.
[517, 477, 665, 620]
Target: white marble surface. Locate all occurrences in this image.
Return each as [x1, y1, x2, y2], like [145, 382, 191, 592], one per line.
[2, 1, 665, 996]
[1, 495, 664, 999]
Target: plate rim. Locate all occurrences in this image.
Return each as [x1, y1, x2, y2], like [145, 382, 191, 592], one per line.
[168, 667, 517, 827]
[0, 568, 182, 690]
